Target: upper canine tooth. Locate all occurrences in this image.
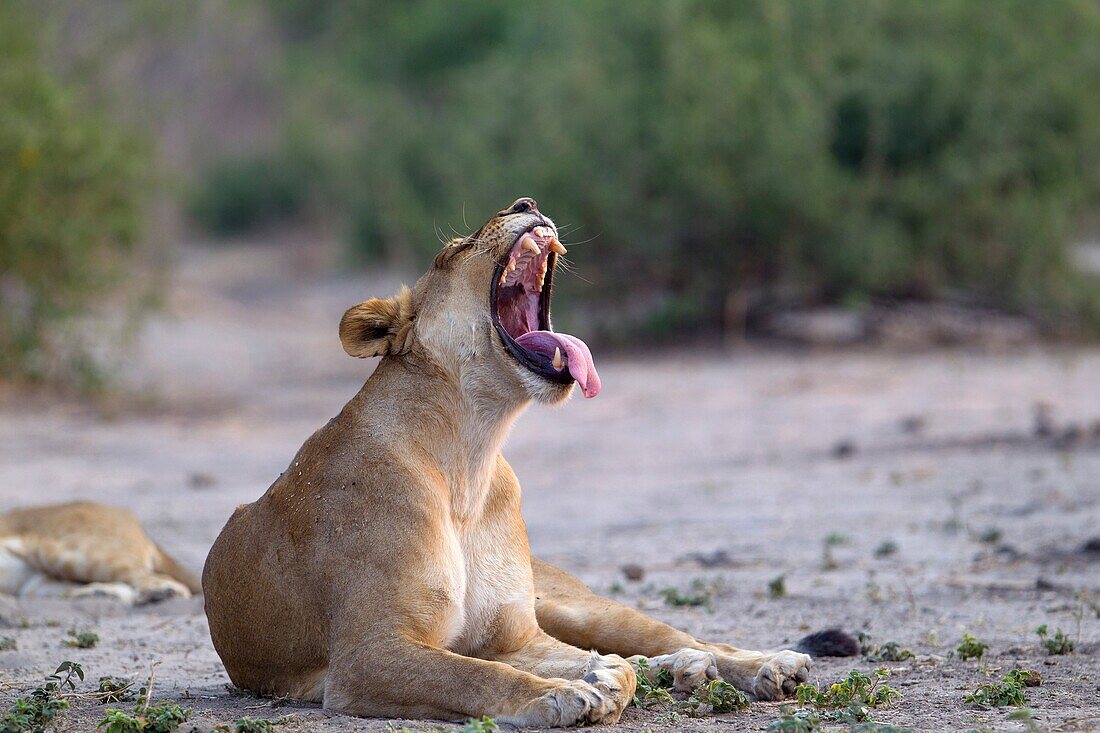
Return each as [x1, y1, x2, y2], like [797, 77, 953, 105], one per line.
[522, 237, 541, 254]
[552, 347, 563, 370]
[549, 239, 567, 255]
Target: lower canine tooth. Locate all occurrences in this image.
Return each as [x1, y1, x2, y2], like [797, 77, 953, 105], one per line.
[552, 347, 563, 370]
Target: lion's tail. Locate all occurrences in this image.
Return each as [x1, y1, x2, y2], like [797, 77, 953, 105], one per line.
[789, 628, 860, 657]
[153, 544, 203, 595]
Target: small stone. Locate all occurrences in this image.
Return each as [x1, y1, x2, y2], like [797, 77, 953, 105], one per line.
[832, 440, 857, 459]
[187, 471, 217, 489]
[621, 564, 645, 582]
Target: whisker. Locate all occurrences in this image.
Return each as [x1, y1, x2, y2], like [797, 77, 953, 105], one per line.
[560, 232, 601, 246]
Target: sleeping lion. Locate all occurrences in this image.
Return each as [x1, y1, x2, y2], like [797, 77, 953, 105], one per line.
[202, 198, 855, 726]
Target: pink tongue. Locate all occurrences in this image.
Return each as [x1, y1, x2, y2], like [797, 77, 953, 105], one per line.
[515, 331, 602, 398]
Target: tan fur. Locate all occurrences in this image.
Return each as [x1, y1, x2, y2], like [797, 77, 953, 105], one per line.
[0, 501, 199, 605]
[202, 198, 808, 725]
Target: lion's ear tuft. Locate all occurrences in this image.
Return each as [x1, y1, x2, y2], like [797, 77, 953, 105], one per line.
[339, 286, 416, 358]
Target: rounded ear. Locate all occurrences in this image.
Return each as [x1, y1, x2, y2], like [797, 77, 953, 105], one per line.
[339, 285, 416, 358]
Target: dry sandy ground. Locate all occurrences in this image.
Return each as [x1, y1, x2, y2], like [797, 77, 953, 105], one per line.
[1, 243, 1098, 732]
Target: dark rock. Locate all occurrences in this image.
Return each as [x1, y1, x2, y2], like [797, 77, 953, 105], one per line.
[682, 549, 736, 568]
[832, 440, 857, 459]
[621, 563, 645, 582]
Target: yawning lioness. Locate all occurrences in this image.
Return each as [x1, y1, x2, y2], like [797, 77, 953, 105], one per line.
[202, 198, 853, 726]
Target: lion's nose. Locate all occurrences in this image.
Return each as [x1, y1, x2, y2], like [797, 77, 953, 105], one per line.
[508, 197, 538, 215]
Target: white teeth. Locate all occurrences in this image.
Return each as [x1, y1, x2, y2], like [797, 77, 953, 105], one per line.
[552, 347, 563, 370]
[500, 256, 518, 286]
[549, 238, 567, 255]
[522, 237, 541, 255]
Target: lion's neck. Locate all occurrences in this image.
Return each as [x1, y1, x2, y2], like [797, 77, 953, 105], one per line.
[361, 356, 528, 522]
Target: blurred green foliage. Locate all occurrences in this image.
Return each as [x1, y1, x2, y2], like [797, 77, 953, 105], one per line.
[206, 1, 1100, 336]
[0, 6, 149, 385]
[186, 154, 306, 236]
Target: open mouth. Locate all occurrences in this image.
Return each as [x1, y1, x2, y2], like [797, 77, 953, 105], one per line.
[490, 225, 601, 398]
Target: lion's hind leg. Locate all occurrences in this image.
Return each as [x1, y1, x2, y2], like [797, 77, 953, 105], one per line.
[24, 537, 191, 605]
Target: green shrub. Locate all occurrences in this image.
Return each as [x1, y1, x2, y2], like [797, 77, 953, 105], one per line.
[0, 661, 83, 733]
[1035, 624, 1075, 655]
[64, 629, 100, 649]
[964, 669, 1035, 707]
[233, 717, 277, 733]
[956, 633, 988, 661]
[267, 0, 1100, 338]
[0, 6, 150, 385]
[187, 154, 307, 236]
[97, 702, 190, 733]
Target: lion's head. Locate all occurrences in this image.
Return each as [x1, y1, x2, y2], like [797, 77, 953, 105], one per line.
[339, 197, 600, 405]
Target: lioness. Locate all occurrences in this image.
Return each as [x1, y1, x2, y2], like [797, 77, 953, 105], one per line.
[203, 199, 854, 726]
[0, 501, 199, 604]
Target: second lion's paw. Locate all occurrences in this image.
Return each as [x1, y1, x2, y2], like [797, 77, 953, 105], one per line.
[753, 650, 811, 701]
[642, 648, 719, 692]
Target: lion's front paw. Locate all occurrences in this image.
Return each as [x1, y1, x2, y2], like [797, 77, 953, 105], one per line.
[753, 650, 811, 701]
[582, 653, 634, 722]
[643, 648, 719, 692]
[527, 678, 622, 727]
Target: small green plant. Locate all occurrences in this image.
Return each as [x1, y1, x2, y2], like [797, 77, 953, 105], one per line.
[680, 679, 750, 715]
[0, 661, 83, 733]
[233, 717, 279, 733]
[964, 669, 1035, 707]
[629, 658, 675, 709]
[659, 578, 717, 609]
[858, 634, 914, 663]
[1006, 707, 1042, 733]
[0, 637, 16, 651]
[767, 707, 821, 732]
[821, 533, 849, 570]
[956, 633, 988, 660]
[460, 716, 498, 733]
[1035, 625, 1075, 655]
[98, 662, 191, 733]
[796, 668, 899, 709]
[874, 540, 899, 558]
[977, 528, 1003, 544]
[96, 678, 135, 703]
[629, 659, 749, 717]
[795, 667, 899, 724]
[98, 702, 191, 733]
[64, 629, 100, 649]
[768, 575, 788, 599]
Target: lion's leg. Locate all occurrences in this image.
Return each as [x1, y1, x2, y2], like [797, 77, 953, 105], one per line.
[17, 535, 190, 605]
[488, 629, 635, 722]
[532, 557, 810, 700]
[323, 633, 624, 727]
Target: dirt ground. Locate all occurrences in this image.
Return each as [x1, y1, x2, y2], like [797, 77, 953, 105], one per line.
[1, 243, 1098, 732]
